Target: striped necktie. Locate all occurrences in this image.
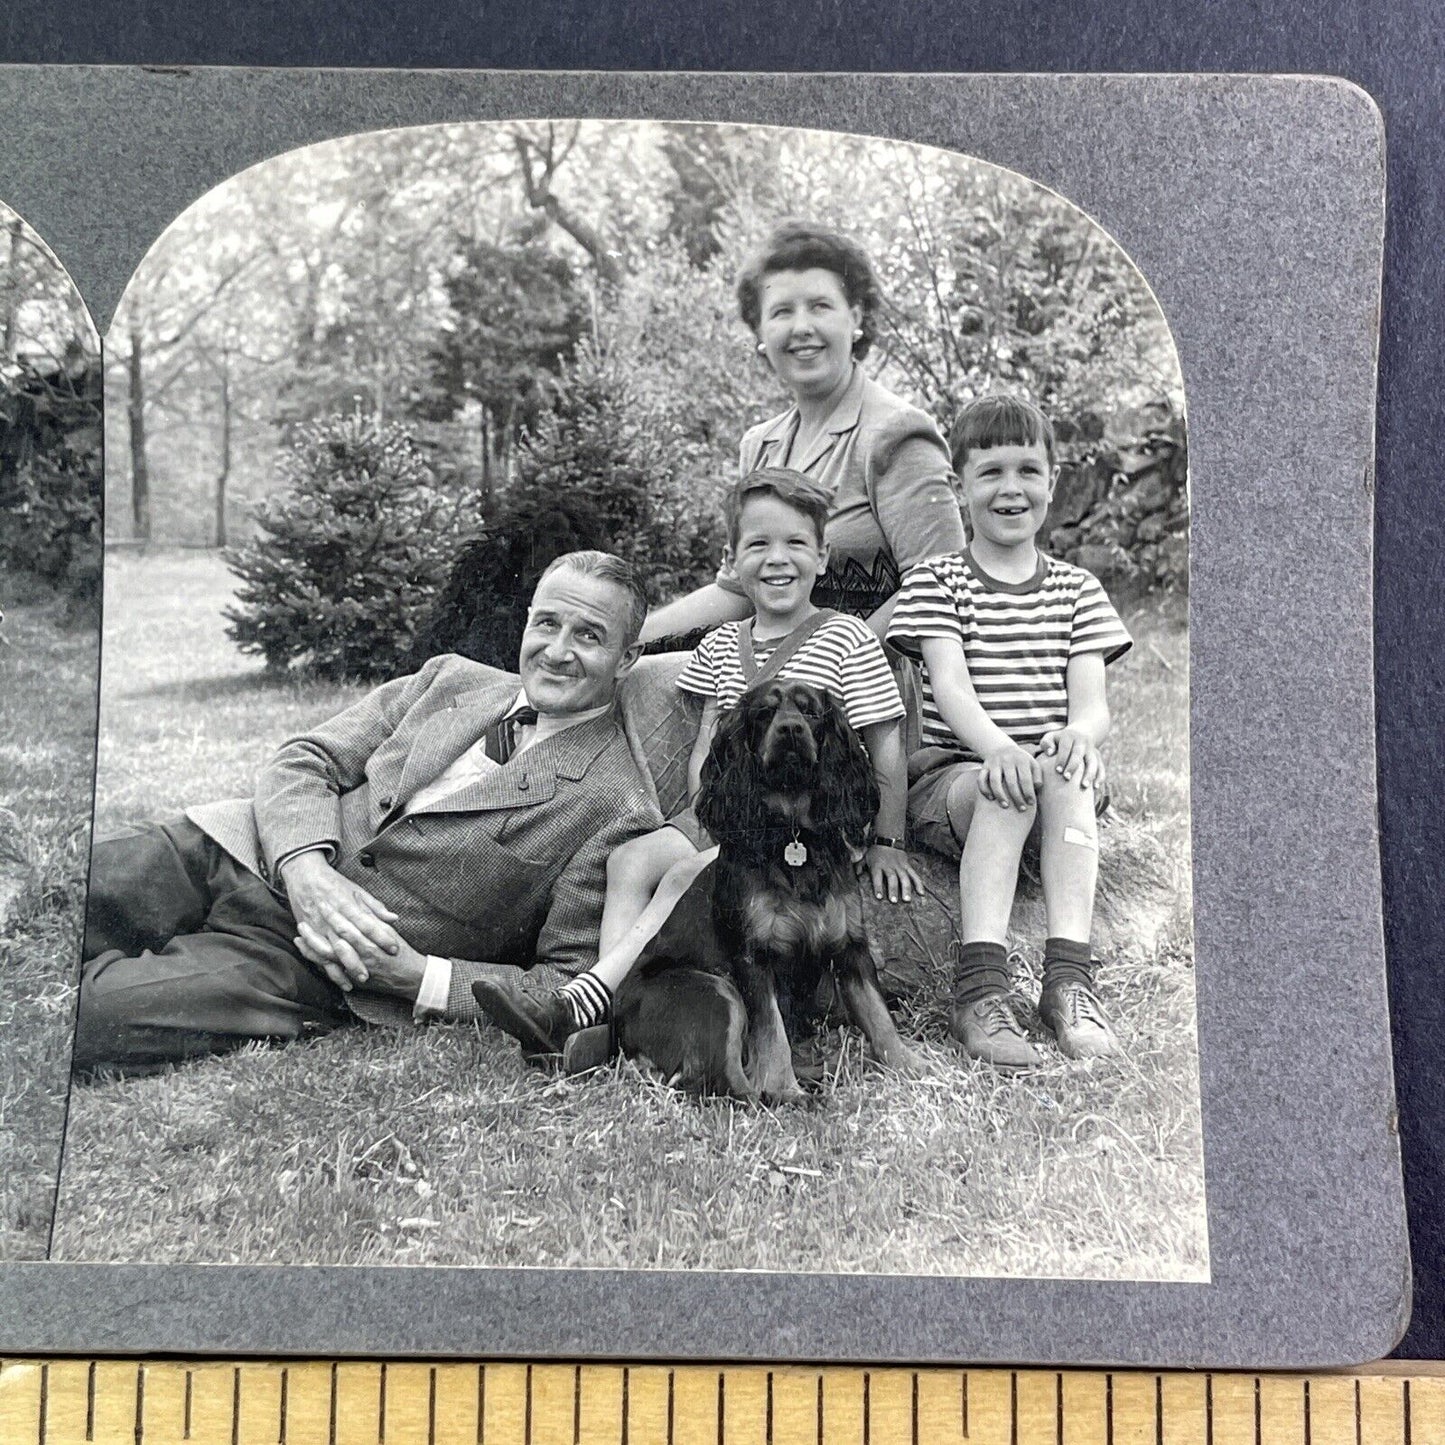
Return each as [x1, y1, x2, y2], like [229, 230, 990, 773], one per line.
[484, 705, 539, 765]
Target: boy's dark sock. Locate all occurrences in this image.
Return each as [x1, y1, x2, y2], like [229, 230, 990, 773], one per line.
[953, 940, 1011, 1005]
[1041, 937, 1095, 993]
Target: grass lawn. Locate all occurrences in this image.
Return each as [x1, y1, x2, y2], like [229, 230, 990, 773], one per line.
[53, 551, 1207, 1280]
[0, 575, 100, 1260]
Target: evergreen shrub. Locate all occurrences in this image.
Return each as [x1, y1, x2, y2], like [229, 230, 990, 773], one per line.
[224, 414, 478, 680]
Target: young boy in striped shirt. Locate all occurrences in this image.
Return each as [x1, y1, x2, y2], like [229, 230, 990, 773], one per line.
[887, 396, 1133, 1068]
[473, 466, 921, 1060]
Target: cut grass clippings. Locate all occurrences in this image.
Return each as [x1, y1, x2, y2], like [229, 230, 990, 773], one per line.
[53, 551, 1207, 1279]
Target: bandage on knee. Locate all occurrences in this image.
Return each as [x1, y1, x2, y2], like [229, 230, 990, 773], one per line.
[1062, 825, 1097, 849]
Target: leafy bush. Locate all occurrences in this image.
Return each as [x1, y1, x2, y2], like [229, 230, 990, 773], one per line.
[0, 358, 102, 612]
[224, 414, 479, 680]
[412, 344, 726, 671]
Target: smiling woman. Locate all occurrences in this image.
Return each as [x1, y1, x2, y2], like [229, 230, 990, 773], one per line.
[641, 220, 968, 642]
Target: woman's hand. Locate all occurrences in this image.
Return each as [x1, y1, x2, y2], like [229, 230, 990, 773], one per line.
[1038, 727, 1105, 789]
[862, 843, 923, 904]
[978, 743, 1042, 810]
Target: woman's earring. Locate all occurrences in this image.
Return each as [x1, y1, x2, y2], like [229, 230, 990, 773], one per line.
[852, 329, 863, 341]
[756, 342, 767, 354]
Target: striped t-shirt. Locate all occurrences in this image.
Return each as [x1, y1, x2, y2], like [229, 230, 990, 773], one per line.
[886, 549, 1133, 757]
[676, 612, 904, 732]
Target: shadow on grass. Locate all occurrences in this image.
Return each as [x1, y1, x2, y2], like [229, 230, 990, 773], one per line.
[124, 670, 338, 705]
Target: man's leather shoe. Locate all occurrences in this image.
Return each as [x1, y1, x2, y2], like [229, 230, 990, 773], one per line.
[950, 991, 1045, 1070]
[471, 976, 573, 1055]
[1039, 981, 1118, 1059]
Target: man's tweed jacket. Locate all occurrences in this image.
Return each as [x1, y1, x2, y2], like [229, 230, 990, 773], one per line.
[185, 654, 665, 1024]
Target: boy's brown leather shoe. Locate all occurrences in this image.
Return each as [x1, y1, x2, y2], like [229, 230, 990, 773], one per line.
[1039, 981, 1119, 1059]
[950, 990, 1045, 1070]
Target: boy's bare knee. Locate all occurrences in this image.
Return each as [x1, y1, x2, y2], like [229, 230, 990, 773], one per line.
[1038, 774, 1099, 843]
[944, 772, 981, 827]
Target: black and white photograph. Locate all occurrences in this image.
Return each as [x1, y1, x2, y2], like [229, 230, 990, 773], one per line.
[0, 203, 102, 1261]
[48, 116, 1202, 1280]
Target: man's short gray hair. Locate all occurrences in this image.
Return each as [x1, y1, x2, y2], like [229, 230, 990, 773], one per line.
[537, 550, 649, 648]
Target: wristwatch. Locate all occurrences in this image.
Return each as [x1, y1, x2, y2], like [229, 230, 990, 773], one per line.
[872, 835, 906, 850]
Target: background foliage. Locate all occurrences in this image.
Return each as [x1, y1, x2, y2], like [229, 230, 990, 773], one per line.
[104, 121, 1187, 677]
[0, 208, 101, 613]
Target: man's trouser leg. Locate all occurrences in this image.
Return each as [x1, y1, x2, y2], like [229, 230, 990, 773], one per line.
[76, 817, 353, 1074]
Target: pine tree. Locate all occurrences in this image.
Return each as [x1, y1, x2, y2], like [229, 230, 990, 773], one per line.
[224, 414, 476, 680]
[411, 347, 724, 670]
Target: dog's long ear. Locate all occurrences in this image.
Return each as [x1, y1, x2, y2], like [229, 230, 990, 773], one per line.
[815, 695, 880, 848]
[697, 697, 766, 844]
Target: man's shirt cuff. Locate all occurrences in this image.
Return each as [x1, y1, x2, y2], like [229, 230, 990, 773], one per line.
[272, 841, 337, 885]
[414, 955, 453, 1021]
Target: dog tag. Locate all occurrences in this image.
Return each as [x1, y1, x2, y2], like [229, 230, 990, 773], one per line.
[784, 839, 808, 867]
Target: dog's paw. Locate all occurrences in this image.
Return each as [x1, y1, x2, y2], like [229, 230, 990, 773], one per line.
[877, 1042, 935, 1079]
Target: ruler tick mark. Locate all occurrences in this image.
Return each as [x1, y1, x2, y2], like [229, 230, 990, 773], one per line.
[1404, 1378, 1413, 1445]
[1011, 1372, 1019, 1445]
[1206, 1375, 1214, 1445]
[232, 1367, 241, 1445]
[86, 1360, 95, 1441]
[428, 1368, 436, 1445]
[863, 1372, 870, 1445]
[571, 1366, 580, 1445]
[816, 1375, 824, 1445]
[716, 1372, 724, 1445]
[1105, 1374, 1113, 1445]
[668, 1370, 676, 1445]
[1303, 1379, 1311, 1445]
[1154, 1375, 1163, 1445]
[380, 1362, 388, 1445]
[329, 1363, 338, 1445]
[1354, 1379, 1362, 1445]
[962, 1372, 969, 1438]
[621, 1366, 629, 1445]
[1057, 1374, 1065, 1445]
[279, 1367, 289, 1445]
[524, 1364, 532, 1445]
[912, 1373, 919, 1445]
[766, 1371, 773, 1445]
[38, 1362, 49, 1445]
[133, 1367, 144, 1445]
[183, 1371, 192, 1441]
[1254, 1377, 1261, 1445]
[477, 1365, 486, 1445]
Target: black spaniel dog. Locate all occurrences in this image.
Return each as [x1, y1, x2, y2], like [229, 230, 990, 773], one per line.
[613, 680, 925, 1103]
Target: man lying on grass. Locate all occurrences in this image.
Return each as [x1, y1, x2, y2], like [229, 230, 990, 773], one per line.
[74, 550, 664, 1076]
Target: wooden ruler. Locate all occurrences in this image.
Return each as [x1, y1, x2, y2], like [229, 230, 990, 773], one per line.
[1, 1361, 1440, 1444]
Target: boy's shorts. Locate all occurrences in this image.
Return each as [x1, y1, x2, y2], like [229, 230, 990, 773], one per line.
[906, 746, 1110, 861]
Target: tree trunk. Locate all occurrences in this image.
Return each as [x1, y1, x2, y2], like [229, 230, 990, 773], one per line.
[126, 328, 151, 542]
[214, 361, 231, 548]
[0, 220, 20, 363]
[512, 131, 622, 288]
[479, 410, 492, 502]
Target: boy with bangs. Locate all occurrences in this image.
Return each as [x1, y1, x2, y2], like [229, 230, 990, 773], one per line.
[887, 395, 1133, 1069]
[474, 466, 922, 1060]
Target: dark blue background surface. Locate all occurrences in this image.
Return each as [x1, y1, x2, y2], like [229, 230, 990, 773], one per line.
[3, 1, 1439, 1358]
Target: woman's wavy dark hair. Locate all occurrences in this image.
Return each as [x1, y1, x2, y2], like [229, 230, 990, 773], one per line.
[735, 221, 882, 362]
[697, 685, 878, 856]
